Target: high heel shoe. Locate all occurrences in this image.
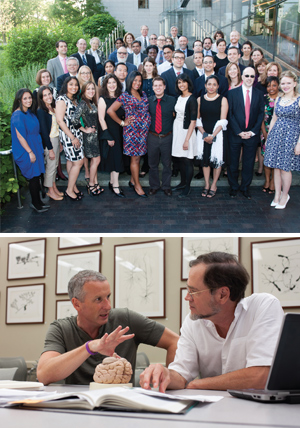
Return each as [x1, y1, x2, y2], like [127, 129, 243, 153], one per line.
[75, 190, 84, 197]
[113, 187, 125, 198]
[128, 181, 135, 189]
[94, 183, 104, 194]
[64, 191, 82, 201]
[134, 188, 148, 198]
[87, 184, 101, 196]
[275, 195, 290, 210]
[109, 182, 113, 191]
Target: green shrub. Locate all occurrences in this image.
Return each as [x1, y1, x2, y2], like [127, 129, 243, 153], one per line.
[4, 24, 86, 72]
[0, 99, 27, 211]
[0, 62, 41, 109]
[78, 14, 120, 42]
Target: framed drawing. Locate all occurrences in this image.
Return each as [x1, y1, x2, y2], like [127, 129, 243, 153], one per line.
[6, 284, 45, 324]
[114, 240, 165, 318]
[251, 238, 300, 308]
[58, 237, 102, 250]
[180, 287, 189, 330]
[181, 237, 240, 280]
[56, 250, 101, 294]
[7, 239, 46, 280]
[56, 300, 77, 319]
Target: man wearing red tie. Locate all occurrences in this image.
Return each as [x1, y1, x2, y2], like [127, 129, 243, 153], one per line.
[227, 67, 264, 199]
[147, 77, 176, 196]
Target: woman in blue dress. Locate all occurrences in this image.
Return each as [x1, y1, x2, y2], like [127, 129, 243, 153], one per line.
[11, 88, 48, 213]
[107, 71, 151, 198]
[264, 71, 300, 209]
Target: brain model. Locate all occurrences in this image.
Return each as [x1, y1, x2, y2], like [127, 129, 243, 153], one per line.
[93, 354, 133, 384]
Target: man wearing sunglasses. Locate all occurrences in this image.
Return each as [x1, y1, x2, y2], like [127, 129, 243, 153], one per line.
[227, 67, 265, 199]
[140, 251, 283, 392]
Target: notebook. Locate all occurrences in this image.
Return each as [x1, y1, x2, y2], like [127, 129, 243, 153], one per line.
[228, 313, 300, 403]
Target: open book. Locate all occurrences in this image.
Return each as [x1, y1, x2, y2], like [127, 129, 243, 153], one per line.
[11, 386, 207, 414]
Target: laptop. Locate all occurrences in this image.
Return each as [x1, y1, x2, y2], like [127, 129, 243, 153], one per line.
[228, 313, 300, 403]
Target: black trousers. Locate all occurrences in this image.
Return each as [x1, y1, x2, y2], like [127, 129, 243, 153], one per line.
[147, 132, 172, 189]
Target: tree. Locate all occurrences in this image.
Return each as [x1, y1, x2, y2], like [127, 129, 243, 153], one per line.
[79, 14, 120, 41]
[0, 0, 14, 43]
[48, 0, 106, 24]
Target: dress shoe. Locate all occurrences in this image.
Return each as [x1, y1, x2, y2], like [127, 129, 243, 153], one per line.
[171, 169, 179, 177]
[134, 188, 148, 198]
[229, 188, 238, 198]
[241, 190, 251, 200]
[112, 187, 125, 198]
[172, 183, 186, 191]
[30, 203, 49, 213]
[275, 194, 290, 209]
[128, 181, 135, 189]
[148, 188, 158, 196]
[164, 189, 172, 197]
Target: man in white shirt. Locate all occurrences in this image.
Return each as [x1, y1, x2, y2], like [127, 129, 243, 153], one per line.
[170, 26, 180, 49]
[127, 40, 147, 68]
[157, 45, 175, 75]
[115, 47, 137, 74]
[136, 25, 150, 53]
[156, 35, 166, 65]
[140, 251, 284, 392]
[47, 40, 68, 87]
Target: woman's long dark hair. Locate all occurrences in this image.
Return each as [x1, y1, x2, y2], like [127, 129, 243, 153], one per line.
[126, 70, 143, 96]
[100, 73, 122, 98]
[59, 76, 80, 99]
[12, 88, 35, 114]
[37, 86, 55, 112]
[175, 73, 193, 95]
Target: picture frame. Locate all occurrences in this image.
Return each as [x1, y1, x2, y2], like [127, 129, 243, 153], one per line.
[58, 237, 102, 250]
[181, 237, 240, 280]
[6, 284, 45, 324]
[56, 250, 101, 294]
[7, 239, 46, 280]
[114, 240, 165, 318]
[56, 300, 77, 320]
[180, 287, 189, 330]
[251, 238, 300, 308]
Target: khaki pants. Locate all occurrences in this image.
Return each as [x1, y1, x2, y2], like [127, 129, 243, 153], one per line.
[44, 136, 60, 188]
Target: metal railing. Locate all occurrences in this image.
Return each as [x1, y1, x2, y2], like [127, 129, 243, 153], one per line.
[99, 22, 125, 59]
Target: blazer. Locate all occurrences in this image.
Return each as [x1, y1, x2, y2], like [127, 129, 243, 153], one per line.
[161, 66, 195, 98]
[218, 62, 245, 77]
[47, 56, 64, 87]
[181, 48, 194, 58]
[194, 73, 228, 98]
[127, 53, 147, 66]
[115, 61, 137, 75]
[185, 55, 196, 70]
[227, 85, 265, 140]
[136, 35, 150, 53]
[225, 43, 242, 55]
[70, 52, 97, 79]
[181, 95, 198, 129]
[36, 108, 54, 150]
[108, 50, 118, 63]
[57, 72, 70, 93]
[87, 48, 106, 65]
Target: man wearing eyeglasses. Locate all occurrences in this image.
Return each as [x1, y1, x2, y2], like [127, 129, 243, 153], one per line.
[227, 67, 265, 199]
[140, 251, 283, 392]
[161, 50, 194, 98]
[116, 47, 137, 75]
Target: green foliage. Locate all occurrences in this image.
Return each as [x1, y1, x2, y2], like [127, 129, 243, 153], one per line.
[4, 24, 85, 72]
[48, 0, 82, 25]
[78, 13, 119, 41]
[0, 99, 26, 209]
[0, 62, 41, 108]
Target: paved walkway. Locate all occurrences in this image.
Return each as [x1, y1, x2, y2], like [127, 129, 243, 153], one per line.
[1, 167, 300, 233]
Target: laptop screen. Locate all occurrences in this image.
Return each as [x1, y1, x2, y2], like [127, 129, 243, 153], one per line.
[267, 313, 300, 391]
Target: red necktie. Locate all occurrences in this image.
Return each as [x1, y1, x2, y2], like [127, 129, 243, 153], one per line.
[245, 89, 250, 129]
[177, 71, 180, 76]
[155, 99, 162, 134]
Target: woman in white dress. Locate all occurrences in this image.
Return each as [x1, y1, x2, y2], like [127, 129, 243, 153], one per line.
[172, 73, 197, 198]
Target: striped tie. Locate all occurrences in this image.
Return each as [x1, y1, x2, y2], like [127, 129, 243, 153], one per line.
[155, 99, 162, 134]
[82, 55, 87, 65]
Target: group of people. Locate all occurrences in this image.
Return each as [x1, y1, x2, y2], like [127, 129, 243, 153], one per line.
[36, 251, 284, 394]
[10, 26, 300, 212]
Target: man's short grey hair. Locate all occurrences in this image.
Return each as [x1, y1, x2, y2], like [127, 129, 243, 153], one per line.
[141, 25, 149, 30]
[67, 56, 79, 65]
[68, 270, 107, 301]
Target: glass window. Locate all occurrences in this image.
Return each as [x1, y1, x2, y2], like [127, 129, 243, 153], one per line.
[138, 0, 149, 8]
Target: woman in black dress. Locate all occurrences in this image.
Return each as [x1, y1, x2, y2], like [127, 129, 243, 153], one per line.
[196, 75, 228, 198]
[98, 74, 125, 198]
[213, 39, 228, 74]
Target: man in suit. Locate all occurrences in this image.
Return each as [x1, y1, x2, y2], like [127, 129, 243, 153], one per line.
[157, 45, 175, 75]
[108, 38, 125, 63]
[161, 50, 194, 98]
[194, 55, 228, 98]
[136, 25, 150, 53]
[71, 39, 97, 81]
[56, 57, 80, 93]
[170, 26, 180, 49]
[218, 47, 245, 77]
[156, 35, 167, 66]
[147, 76, 176, 197]
[227, 67, 265, 199]
[202, 37, 217, 57]
[115, 47, 137, 75]
[127, 40, 147, 68]
[190, 52, 204, 79]
[185, 40, 203, 70]
[47, 40, 68, 87]
[225, 30, 242, 55]
[178, 36, 194, 57]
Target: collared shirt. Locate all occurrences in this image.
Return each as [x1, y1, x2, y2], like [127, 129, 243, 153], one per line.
[173, 67, 184, 76]
[204, 71, 215, 80]
[58, 55, 68, 73]
[90, 49, 100, 64]
[242, 84, 253, 103]
[157, 61, 172, 75]
[156, 49, 165, 65]
[196, 67, 204, 77]
[148, 94, 176, 134]
[203, 49, 213, 57]
[133, 53, 142, 67]
[169, 293, 284, 383]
